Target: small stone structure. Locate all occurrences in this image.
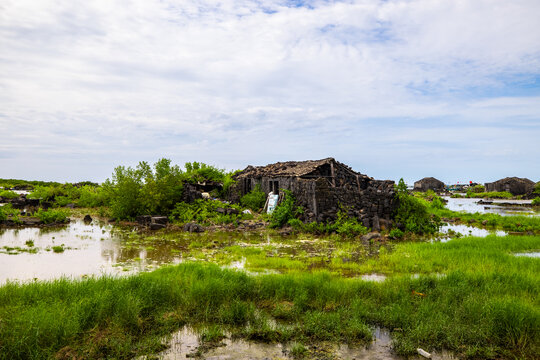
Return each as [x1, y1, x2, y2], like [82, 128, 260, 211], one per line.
[484, 177, 535, 196]
[229, 158, 396, 228]
[413, 177, 445, 192]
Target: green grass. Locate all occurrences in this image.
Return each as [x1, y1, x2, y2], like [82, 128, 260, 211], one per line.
[0, 235, 538, 359]
[432, 207, 540, 233]
[466, 191, 513, 199]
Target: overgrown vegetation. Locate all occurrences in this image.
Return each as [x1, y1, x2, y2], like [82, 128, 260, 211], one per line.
[269, 190, 299, 228]
[170, 199, 250, 225]
[240, 185, 266, 211]
[0, 189, 19, 199]
[466, 191, 513, 199]
[394, 179, 439, 234]
[36, 208, 69, 224]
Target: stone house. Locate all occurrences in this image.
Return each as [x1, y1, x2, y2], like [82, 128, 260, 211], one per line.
[229, 158, 396, 228]
[485, 177, 535, 196]
[413, 177, 445, 192]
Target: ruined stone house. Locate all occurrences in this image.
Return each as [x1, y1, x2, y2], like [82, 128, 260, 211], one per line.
[413, 177, 445, 192]
[484, 177, 535, 196]
[229, 158, 396, 229]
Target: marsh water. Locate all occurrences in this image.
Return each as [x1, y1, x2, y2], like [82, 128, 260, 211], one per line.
[443, 196, 539, 216]
[1, 196, 537, 283]
[0, 197, 536, 359]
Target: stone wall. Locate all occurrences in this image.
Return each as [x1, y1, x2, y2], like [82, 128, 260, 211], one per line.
[229, 174, 396, 229]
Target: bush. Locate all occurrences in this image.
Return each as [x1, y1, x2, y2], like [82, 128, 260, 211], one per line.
[36, 208, 68, 224]
[389, 228, 404, 239]
[532, 197, 540, 206]
[269, 190, 297, 228]
[240, 185, 266, 211]
[334, 210, 368, 237]
[77, 185, 109, 207]
[394, 178, 439, 234]
[103, 159, 184, 220]
[430, 195, 445, 210]
[170, 199, 245, 225]
[0, 190, 19, 199]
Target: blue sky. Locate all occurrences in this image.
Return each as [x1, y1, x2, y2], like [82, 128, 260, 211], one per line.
[1, 0, 539, 185]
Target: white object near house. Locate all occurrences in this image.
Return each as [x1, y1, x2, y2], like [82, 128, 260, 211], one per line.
[266, 193, 279, 214]
[417, 348, 431, 358]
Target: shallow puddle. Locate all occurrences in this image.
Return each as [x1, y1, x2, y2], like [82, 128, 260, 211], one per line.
[153, 326, 457, 360]
[514, 252, 540, 258]
[439, 224, 506, 241]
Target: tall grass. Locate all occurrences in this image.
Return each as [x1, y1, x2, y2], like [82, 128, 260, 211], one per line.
[0, 236, 538, 359]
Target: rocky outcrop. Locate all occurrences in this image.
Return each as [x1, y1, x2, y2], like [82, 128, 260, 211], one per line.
[484, 177, 535, 196]
[414, 177, 445, 192]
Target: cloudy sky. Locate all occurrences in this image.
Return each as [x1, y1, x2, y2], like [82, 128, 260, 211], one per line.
[1, 0, 539, 184]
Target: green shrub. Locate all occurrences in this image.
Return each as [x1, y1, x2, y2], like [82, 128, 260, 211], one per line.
[103, 159, 184, 220]
[534, 182, 540, 195]
[334, 210, 368, 237]
[389, 228, 404, 239]
[430, 195, 445, 210]
[532, 197, 540, 206]
[240, 185, 266, 211]
[394, 179, 439, 234]
[270, 190, 297, 228]
[170, 199, 245, 225]
[36, 208, 68, 224]
[471, 184, 485, 193]
[0, 190, 19, 199]
[77, 185, 109, 207]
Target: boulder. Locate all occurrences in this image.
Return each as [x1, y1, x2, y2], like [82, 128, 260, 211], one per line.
[136, 215, 152, 225]
[183, 222, 205, 233]
[361, 232, 381, 242]
[83, 215, 92, 223]
[149, 223, 166, 230]
[151, 216, 168, 225]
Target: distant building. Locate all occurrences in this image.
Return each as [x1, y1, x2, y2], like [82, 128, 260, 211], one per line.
[484, 177, 535, 196]
[229, 158, 396, 228]
[413, 177, 445, 192]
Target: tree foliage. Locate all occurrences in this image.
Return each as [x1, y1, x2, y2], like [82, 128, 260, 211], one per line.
[104, 159, 184, 219]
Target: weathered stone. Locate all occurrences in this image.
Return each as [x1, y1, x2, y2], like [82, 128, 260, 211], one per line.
[362, 232, 381, 241]
[371, 216, 380, 231]
[136, 215, 152, 225]
[83, 215, 92, 223]
[149, 223, 166, 230]
[151, 216, 168, 225]
[183, 222, 205, 233]
[181, 183, 203, 203]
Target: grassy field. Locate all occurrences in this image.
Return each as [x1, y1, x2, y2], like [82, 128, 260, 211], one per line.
[0, 234, 538, 360]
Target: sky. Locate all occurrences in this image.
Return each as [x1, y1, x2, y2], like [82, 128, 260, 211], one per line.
[1, 0, 539, 185]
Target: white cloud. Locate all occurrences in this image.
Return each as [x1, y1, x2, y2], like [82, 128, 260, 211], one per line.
[0, 0, 539, 182]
